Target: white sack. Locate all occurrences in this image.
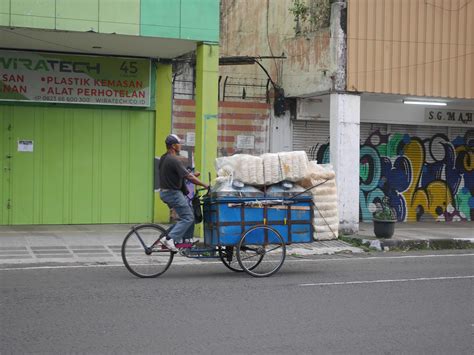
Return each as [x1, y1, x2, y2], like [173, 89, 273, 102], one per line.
[262, 151, 309, 185]
[216, 151, 308, 186]
[299, 162, 339, 240]
[314, 215, 339, 225]
[215, 154, 265, 185]
[315, 231, 338, 241]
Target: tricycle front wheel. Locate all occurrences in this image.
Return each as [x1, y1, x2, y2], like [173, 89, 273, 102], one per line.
[121, 224, 174, 278]
[236, 225, 286, 277]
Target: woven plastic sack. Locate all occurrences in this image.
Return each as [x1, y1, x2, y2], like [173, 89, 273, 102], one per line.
[262, 151, 309, 185]
[299, 162, 339, 240]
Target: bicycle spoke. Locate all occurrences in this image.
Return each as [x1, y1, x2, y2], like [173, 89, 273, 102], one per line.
[122, 225, 174, 278]
[237, 225, 286, 277]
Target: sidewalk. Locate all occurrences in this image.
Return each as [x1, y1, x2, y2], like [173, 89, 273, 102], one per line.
[346, 221, 474, 251]
[0, 222, 472, 265]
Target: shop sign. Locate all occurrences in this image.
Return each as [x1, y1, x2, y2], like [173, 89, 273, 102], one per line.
[425, 109, 473, 126]
[0, 50, 151, 107]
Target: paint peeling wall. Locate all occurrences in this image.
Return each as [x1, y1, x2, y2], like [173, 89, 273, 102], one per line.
[220, 0, 341, 97]
[172, 99, 270, 164]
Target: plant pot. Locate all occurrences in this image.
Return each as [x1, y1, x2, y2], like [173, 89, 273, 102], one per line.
[373, 219, 396, 238]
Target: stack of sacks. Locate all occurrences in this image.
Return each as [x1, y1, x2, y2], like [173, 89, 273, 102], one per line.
[215, 154, 265, 185]
[262, 151, 309, 185]
[299, 162, 339, 240]
[234, 154, 264, 185]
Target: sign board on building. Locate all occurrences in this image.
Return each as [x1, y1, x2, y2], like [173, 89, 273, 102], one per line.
[18, 140, 33, 152]
[186, 132, 195, 146]
[425, 109, 473, 126]
[236, 135, 255, 149]
[0, 50, 151, 107]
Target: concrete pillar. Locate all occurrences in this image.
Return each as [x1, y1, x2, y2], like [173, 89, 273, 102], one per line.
[195, 43, 219, 237]
[330, 93, 360, 234]
[195, 43, 219, 185]
[269, 111, 292, 153]
[153, 62, 173, 223]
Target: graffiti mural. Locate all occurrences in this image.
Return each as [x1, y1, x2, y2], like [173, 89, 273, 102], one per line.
[312, 129, 473, 222]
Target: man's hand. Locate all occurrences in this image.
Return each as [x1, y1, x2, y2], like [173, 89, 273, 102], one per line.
[186, 173, 209, 190]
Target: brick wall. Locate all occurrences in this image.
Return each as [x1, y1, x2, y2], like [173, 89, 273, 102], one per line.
[172, 99, 270, 164]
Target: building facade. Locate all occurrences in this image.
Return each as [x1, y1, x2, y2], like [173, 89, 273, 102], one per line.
[0, 0, 220, 225]
[220, 0, 473, 231]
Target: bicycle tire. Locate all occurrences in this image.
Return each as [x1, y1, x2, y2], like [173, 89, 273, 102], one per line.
[121, 224, 174, 278]
[236, 225, 286, 277]
[219, 246, 264, 272]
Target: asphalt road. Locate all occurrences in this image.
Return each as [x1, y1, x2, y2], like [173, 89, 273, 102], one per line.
[1, 251, 473, 354]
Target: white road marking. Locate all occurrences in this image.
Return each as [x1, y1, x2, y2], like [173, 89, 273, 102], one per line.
[0, 253, 472, 271]
[287, 253, 474, 262]
[299, 275, 474, 287]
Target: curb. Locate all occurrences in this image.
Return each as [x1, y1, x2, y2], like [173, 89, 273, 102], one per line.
[340, 236, 474, 251]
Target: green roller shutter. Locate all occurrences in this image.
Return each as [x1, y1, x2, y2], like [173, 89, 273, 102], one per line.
[0, 105, 154, 225]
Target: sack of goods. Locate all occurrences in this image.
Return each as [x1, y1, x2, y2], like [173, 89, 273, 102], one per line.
[215, 154, 265, 185]
[299, 162, 339, 240]
[215, 151, 309, 186]
[261, 151, 309, 185]
[215, 152, 339, 241]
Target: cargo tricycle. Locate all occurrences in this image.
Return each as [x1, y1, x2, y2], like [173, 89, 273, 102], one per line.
[122, 185, 314, 278]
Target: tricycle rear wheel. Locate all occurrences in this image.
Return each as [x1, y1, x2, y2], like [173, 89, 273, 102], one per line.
[219, 246, 264, 272]
[236, 225, 286, 277]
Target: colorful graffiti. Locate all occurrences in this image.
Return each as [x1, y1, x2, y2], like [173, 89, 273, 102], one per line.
[313, 129, 473, 222]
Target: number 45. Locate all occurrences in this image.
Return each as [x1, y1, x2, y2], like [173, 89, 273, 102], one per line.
[120, 61, 138, 74]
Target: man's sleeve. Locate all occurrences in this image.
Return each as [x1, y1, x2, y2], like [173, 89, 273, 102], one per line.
[173, 158, 190, 179]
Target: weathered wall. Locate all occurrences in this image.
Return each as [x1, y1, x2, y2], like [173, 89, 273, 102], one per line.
[220, 0, 339, 97]
[172, 99, 270, 161]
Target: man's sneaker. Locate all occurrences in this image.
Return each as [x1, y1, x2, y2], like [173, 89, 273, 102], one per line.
[184, 238, 199, 245]
[161, 238, 178, 252]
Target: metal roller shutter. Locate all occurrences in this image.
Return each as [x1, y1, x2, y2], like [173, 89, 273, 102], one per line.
[360, 123, 387, 145]
[359, 123, 458, 223]
[1, 105, 154, 225]
[388, 124, 449, 222]
[449, 127, 473, 222]
[292, 120, 330, 162]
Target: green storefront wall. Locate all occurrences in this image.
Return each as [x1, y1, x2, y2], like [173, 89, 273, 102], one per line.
[0, 105, 154, 225]
[1, 0, 219, 41]
[1, 0, 220, 225]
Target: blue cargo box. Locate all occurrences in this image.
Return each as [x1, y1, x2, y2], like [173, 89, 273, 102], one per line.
[203, 196, 314, 246]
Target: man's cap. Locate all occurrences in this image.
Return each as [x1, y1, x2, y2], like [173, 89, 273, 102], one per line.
[165, 134, 181, 145]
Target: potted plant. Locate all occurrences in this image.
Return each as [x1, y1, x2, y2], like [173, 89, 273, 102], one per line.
[373, 197, 397, 238]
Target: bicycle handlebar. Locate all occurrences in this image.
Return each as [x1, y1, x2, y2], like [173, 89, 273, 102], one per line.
[196, 186, 211, 194]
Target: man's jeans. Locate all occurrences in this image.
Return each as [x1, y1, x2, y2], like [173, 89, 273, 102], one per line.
[160, 189, 194, 242]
